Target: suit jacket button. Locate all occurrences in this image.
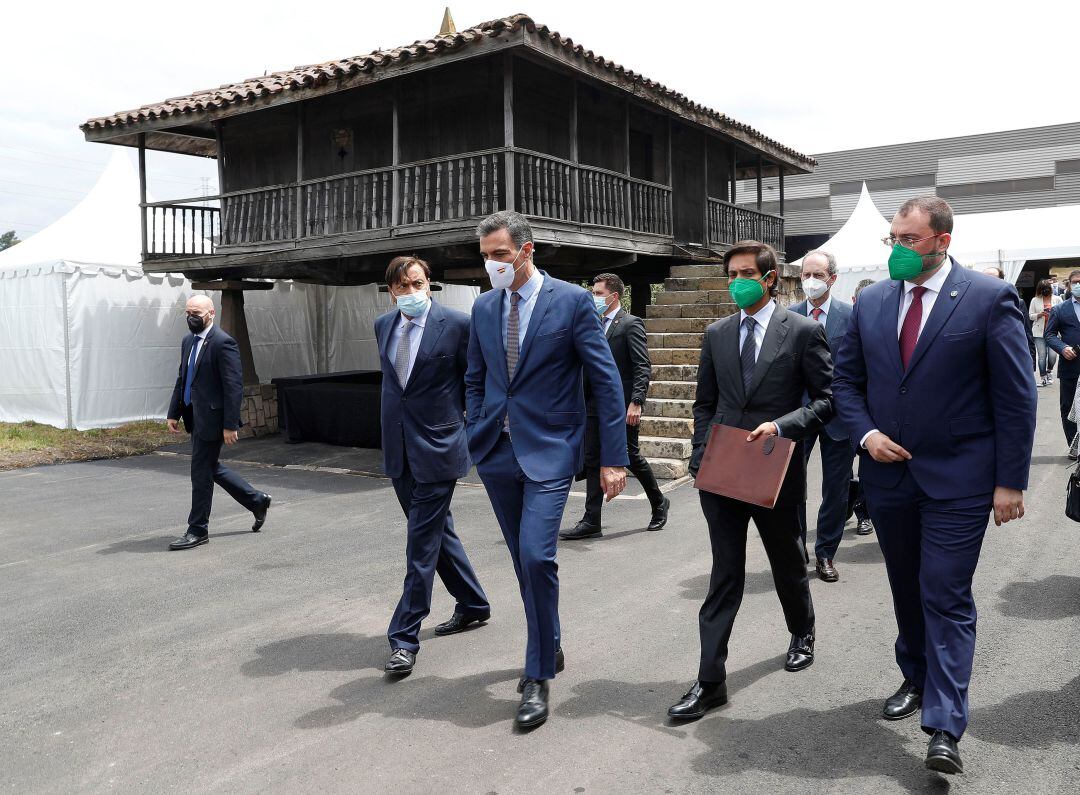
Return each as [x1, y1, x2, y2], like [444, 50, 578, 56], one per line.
[507, 393, 513, 398]
[900, 387, 908, 394]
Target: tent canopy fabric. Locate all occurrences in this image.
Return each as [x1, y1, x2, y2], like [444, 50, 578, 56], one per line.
[791, 183, 1080, 302]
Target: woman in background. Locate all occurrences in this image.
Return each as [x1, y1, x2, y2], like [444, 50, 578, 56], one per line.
[1030, 279, 1062, 387]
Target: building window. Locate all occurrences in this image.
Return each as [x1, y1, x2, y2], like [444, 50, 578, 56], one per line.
[830, 173, 935, 195]
[1056, 158, 1080, 175]
[937, 176, 1054, 198]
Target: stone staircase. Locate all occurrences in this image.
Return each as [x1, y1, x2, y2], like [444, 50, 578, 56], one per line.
[640, 264, 738, 479]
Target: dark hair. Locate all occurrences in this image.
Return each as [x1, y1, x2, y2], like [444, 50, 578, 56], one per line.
[984, 266, 1005, 280]
[1070, 270, 1080, 283]
[1037, 279, 1052, 296]
[592, 272, 625, 298]
[384, 255, 431, 287]
[723, 240, 779, 296]
[897, 195, 954, 234]
[854, 278, 875, 298]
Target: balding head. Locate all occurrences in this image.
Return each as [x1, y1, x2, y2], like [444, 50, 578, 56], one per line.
[185, 295, 215, 333]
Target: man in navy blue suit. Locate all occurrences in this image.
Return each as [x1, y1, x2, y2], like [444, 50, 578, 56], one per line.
[1043, 269, 1080, 451]
[166, 295, 270, 550]
[374, 257, 490, 677]
[467, 211, 628, 729]
[791, 250, 856, 582]
[834, 196, 1036, 775]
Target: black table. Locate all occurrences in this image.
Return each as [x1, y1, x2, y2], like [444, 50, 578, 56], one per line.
[273, 371, 382, 447]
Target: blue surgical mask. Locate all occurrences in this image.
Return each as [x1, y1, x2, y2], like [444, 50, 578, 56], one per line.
[1072, 284, 1080, 300]
[395, 291, 430, 318]
[593, 295, 610, 315]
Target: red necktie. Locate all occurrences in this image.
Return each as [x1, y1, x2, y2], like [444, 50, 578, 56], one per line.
[899, 286, 927, 369]
[811, 307, 823, 322]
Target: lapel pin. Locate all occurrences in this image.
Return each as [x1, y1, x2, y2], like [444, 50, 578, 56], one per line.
[950, 290, 958, 298]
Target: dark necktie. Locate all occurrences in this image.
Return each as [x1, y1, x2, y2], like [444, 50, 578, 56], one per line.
[899, 286, 927, 369]
[506, 291, 521, 379]
[183, 335, 200, 405]
[740, 315, 757, 395]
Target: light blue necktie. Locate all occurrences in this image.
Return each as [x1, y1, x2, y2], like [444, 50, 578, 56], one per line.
[183, 335, 200, 405]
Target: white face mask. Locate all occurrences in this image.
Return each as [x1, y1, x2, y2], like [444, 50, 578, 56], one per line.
[801, 277, 830, 301]
[484, 246, 528, 290]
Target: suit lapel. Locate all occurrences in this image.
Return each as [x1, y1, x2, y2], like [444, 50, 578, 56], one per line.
[746, 304, 790, 401]
[718, 314, 745, 401]
[487, 291, 510, 388]
[511, 275, 554, 382]
[193, 325, 215, 377]
[903, 262, 969, 379]
[405, 303, 445, 391]
[824, 303, 840, 337]
[377, 312, 394, 366]
[882, 282, 905, 379]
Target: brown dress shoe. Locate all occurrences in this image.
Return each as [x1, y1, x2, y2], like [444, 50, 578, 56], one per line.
[816, 558, 839, 582]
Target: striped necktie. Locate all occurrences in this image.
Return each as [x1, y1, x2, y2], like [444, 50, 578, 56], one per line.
[394, 320, 413, 388]
[740, 316, 757, 395]
[506, 291, 521, 380]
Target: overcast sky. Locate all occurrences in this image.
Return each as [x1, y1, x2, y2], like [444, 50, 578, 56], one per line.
[2, 0, 1077, 239]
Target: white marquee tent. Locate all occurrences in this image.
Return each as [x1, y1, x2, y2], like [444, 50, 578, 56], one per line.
[0, 152, 477, 429]
[790, 183, 1080, 302]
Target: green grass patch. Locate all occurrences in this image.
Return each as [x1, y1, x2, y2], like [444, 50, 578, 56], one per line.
[0, 420, 179, 470]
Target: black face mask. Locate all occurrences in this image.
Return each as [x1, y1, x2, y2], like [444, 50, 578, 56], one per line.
[186, 314, 206, 334]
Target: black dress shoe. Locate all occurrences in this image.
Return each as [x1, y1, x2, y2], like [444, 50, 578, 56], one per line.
[518, 648, 564, 692]
[784, 631, 815, 672]
[384, 648, 415, 675]
[560, 520, 602, 540]
[667, 681, 728, 720]
[882, 679, 922, 720]
[647, 497, 670, 531]
[251, 493, 272, 532]
[515, 678, 549, 729]
[168, 532, 208, 550]
[856, 518, 874, 535]
[925, 730, 963, 774]
[433, 611, 490, 636]
[816, 558, 839, 582]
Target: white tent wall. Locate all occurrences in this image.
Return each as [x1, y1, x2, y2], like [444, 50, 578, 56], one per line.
[0, 267, 69, 427]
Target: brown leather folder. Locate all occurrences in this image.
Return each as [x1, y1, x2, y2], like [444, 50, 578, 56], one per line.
[694, 423, 795, 509]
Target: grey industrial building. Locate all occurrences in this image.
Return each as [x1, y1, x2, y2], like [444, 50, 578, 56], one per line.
[736, 121, 1080, 264]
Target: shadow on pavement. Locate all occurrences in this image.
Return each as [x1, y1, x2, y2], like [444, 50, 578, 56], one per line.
[677, 570, 782, 601]
[968, 675, 1080, 749]
[96, 530, 255, 554]
[833, 540, 885, 565]
[294, 668, 523, 730]
[240, 632, 388, 677]
[689, 699, 951, 791]
[995, 575, 1080, 620]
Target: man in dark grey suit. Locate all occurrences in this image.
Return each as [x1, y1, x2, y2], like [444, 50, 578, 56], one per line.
[668, 240, 834, 721]
[562, 272, 669, 539]
[791, 250, 857, 582]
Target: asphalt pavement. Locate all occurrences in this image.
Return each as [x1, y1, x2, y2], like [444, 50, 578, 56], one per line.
[2, 387, 1078, 793]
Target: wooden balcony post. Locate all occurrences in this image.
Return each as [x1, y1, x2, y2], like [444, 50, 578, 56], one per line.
[570, 80, 580, 221]
[391, 88, 401, 224]
[213, 121, 226, 246]
[779, 169, 785, 217]
[138, 133, 148, 262]
[624, 99, 632, 229]
[295, 103, 304, 238]
[503, 52, 516, 212]
[756, 154, 763, 212]
[729, 144, 737, 204]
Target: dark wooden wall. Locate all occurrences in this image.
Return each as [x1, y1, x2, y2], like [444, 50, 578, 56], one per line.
[706, 137, 731, 199]
[671, 123, 706, 245]
[513, 57, 572, 159]
[629, 105, 669, 184]
[220, 105, 298, 192]
[302, 82, 392, 178]
[577, 83, 625, 173]
[398, 57, 502, 163]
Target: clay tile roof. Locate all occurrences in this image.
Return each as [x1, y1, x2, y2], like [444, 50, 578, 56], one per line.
[81, 13, 814, 168]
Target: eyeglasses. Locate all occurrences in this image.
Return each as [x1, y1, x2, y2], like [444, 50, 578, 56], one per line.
[882, 233, 942, 249]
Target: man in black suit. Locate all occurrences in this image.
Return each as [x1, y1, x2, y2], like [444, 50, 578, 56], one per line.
[668, 240, 834, 721]
[1044, 269, 1080, 449]
[166, 295, 270, 550]
[561, 273, 669, 540]
[374, 257, 490, 676]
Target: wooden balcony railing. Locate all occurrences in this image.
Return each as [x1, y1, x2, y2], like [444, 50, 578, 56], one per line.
[142, 148, 684, 259]
[707, 197, 785, 253]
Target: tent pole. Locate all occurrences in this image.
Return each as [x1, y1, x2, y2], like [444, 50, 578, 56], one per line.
[61, 272, 74, 429]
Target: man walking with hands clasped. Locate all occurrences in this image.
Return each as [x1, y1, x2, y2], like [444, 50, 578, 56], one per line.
[833, 196, 1036, 775]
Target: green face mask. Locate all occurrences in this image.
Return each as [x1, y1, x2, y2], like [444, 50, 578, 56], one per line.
[888, 244, 944, 281]
[729, 271, 773, 310]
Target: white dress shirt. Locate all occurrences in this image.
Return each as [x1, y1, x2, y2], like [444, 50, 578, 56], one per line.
[501, 268, 545, 350]
[739, 297, 777, 363]
[386, 300, 430, 384]
[602, 303, 619, 334]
